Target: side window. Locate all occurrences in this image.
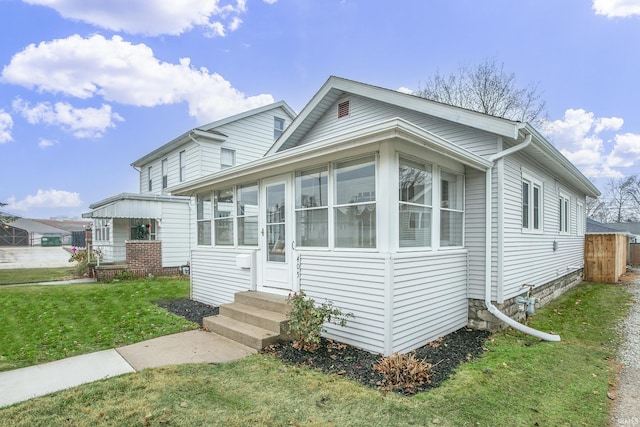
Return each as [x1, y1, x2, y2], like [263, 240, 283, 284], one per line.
[440, 170, 464, 247]
[576, 201, 584, 236]
[399, 157, 432, 248]
[147, 166, 153, 192]
[522, 174, 543, 232]
[274, 117, 285, 140]
[559, 192, 570, 233]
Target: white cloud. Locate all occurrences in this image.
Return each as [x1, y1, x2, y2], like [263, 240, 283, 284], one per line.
[38, 138, 57, 149]
[593, 0, 640, 17]
[22, 0, 251, 36]
[1, 34, 274, 123]
[607, 132, 640, 167]
[397, 87, 414, 95]
[541, 108, 628, 179]
[263, 0, 278, 4]
[7, 189, 82, 211]
[13, 97, 124, 138]
[0, 110, 13, 143]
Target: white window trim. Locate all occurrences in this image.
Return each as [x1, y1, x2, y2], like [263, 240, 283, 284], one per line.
[522, 172, 544, 234]
[221, 148, 236, 169]
[559, 190, 571, 234]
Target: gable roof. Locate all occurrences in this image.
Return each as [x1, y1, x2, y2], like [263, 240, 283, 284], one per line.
[266, 76, 599, 198]
[132, 101, 296, 167]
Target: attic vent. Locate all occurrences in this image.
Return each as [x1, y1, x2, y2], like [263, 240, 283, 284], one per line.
[337, 100, 350, 118]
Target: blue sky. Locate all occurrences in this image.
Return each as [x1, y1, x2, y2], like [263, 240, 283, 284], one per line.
[1, 0, 639, 219]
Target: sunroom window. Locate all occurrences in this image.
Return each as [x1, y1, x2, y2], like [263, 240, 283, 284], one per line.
[214, 188, 234, 245]
[399, 158, 432, 248]
[440, 170, 464, 247]
[237, 183, 258, 246]
[295, 167, 328, 247]
[196, 193, 212, 245]
[334, 156, 376, 248]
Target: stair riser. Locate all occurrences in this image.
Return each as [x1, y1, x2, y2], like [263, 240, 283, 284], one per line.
[203, 317, 281, 350]
[219, 305, 288, 334]
[234, 292, 290, 315]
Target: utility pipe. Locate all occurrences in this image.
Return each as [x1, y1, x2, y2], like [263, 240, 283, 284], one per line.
[484, 133, 561, 341]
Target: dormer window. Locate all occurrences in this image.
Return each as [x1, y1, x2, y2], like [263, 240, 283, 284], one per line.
[337, 100, 350, 118]
[274, 117, 285, 140]
[221, 148, 236, 169]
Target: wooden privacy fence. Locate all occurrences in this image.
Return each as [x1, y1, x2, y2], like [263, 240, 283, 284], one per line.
[630, 243, 640, 265]
[584, 233, 628, 283]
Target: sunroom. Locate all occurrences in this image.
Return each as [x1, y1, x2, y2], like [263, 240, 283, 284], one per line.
[174, 119, 493, 354]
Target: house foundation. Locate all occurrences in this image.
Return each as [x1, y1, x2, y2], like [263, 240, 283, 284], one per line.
[468, 269, 583, 331]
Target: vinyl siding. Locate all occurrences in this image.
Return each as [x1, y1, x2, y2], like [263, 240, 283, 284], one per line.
[191, 248, 254, 306]
[301, 95, 499, 157]
[465, 167, 491, 300]
[299, 252, 387, 354]
[501, 154, 586, 301]
[159, 201, 191, 267]
[392, 251, 468, 353]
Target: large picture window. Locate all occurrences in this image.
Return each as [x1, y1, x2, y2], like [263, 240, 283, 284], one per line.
[196, 193, 212, 245]
[522, 174, 543, 232]
[214, 188, 234, 245]
[399, 158, 432, 248]
[296, 167, 328, 247]
[334, 156, 376, 248]
[440, 170, 464, 247]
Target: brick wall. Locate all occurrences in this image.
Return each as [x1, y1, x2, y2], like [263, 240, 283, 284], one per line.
[468, 269, 583, 331]
[126, 240, 162, 271]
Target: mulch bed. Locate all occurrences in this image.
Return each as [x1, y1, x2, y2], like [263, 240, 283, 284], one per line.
[158, 297, 491, 395]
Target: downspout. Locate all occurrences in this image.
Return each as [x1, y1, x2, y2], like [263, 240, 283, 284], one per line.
[485, 133, 561, 341]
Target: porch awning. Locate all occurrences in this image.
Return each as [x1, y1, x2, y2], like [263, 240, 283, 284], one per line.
[82, 193, 190, 219]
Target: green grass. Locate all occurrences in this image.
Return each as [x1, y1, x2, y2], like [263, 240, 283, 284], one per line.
[0, 281, 632, 426]
[0, 278, 198, 371]
[0, 267, 78, 285]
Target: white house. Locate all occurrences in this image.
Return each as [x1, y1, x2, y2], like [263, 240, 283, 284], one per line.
[83, 101, 296, 272]
[171, 77, 600, 355]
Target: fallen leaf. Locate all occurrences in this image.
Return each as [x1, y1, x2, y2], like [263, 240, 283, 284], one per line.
[607, 391, 617, 400]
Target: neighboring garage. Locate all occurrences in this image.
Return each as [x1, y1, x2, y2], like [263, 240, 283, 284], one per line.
[0, 224, 29, 246]
[0, 218, 70, 247]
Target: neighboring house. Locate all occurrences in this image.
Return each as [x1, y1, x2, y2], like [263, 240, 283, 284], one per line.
[171, 77, 600, 355]
[593, 221, 640, 243]
[83, 101, 296, 271]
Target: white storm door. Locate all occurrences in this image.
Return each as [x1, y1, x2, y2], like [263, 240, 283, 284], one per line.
[260, 175, 293, 291]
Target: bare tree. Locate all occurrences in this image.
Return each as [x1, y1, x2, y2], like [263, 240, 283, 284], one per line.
[417, 58, 547, 126]
[586, 196, 610, 223]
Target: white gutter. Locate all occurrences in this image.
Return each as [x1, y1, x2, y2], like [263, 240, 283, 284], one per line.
[485, 133, 561, 341]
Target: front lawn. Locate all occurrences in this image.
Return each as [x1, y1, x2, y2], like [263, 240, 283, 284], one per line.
[0, 267, 77, 286]
[0, 281, 631, 426]
[0, 278, 198, 371]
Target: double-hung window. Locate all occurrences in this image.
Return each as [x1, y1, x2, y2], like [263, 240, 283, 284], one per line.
[147, 166, 153, 192]
[399, 158, 432, 248]
[576, 201, 584, 236]
[295, 167, 329, 247]
[522, 174, 543, 232]
[440, 170, 464, 247]
[334, 156, 376, 248]
[559, 192, 570, 233]
[221, 148, 236, 169]
[196, 193, 212, 245]
[161, 158, 168, 189]
[274, 117, 285, 140]
[179, 150, 186, 182]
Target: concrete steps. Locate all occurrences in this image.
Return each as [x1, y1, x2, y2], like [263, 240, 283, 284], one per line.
[203, 291, 291, 350]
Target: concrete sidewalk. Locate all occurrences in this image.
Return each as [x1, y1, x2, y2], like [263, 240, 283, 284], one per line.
[0, 330, 256, 408]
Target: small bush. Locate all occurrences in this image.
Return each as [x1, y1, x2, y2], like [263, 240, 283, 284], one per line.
[374, 352, 431, 394]
[68, 248, 88, 276]
[286, 291, 354, 352]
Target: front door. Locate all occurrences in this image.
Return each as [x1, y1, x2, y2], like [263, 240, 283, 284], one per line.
[259, 175, 293, 292]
